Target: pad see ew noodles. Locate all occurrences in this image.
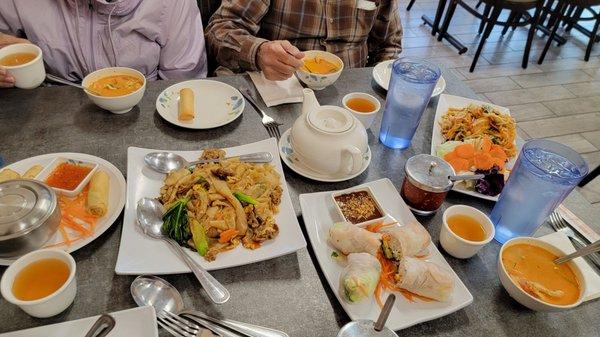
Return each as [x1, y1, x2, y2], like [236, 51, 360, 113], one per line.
[159, 149, 282, 261]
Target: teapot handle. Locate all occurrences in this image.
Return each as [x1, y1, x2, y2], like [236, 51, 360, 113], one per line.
[343, 146, 363, 175]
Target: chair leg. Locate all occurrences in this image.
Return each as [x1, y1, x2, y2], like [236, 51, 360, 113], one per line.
[431, 0, 448, 35]
[475, 0, 483, 9]
[407, 0, 416, 11]
[523, 5, 543, 68]
[471, 6, 503, 72]
[512, 13, 522, 31]
[579, 165, 600, 187]
[562, 5, 574, 26]
[438, 0, 458, 41]
[538, 0, 566, 64]
[479, 4, 492, 34]
[566, 7, 584, 32]
[585, 17, 600, 61]
[502, 11, 518, 35]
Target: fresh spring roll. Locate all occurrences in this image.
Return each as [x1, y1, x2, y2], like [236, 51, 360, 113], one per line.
[329, 221, 381, 256]
[381, 222, 431, 261]
[395, 257, 454, 302]
[86, 171, 109, 217]
[23, 165, 43, 179]
[0, 168, 20, 183]
[340, 253, 381, 303]
[178, 88, 195, 121]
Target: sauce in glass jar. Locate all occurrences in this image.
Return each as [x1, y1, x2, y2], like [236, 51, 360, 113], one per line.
[401, 154, 454, 215]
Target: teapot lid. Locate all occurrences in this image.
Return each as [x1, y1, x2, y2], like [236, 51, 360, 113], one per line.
[307, 107, 354, 134]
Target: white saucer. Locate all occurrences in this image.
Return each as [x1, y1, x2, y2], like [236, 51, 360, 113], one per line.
[278, 129, 371, 182]
[372, 59, 446, 97]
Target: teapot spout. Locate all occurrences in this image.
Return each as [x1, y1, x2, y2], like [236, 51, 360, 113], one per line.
[302, 88, 320, 116]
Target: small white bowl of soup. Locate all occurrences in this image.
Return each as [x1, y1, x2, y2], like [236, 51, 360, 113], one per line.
[0, 249, 77, 318]
[440, 205, 495, 259]
[0, 43, 45, 89]
[498, 237, 586, 312]
[82, 67, 146, 114]
[296, 50, 344, 90]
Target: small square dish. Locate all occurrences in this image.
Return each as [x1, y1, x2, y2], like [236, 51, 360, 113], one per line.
[36, 157, 98, 197]
[331, 186, 386, 227]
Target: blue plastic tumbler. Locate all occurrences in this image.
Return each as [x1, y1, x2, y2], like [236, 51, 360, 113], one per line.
[491, 139, 589, 243]
[379, 57, 440, 149]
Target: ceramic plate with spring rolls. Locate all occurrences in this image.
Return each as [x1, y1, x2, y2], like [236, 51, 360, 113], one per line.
[155, 79, 245, 129]
[0, 153, 126, 265]
[299, 178, 473, 331]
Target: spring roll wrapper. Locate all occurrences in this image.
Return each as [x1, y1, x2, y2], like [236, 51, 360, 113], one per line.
[0, 169, 20, 183]
[381, 221, 431, 259]
[86, 171, 109, 217]
[329, 221, 381, 256]
[339, 253, 381, 303]
[178, 88, 195, 121]
[396, 257, 454, 302]
[23, 165, 43, 179]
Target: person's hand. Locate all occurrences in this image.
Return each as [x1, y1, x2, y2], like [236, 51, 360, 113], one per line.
[0, 33, 31, 88]
[256, 40, 305, 81]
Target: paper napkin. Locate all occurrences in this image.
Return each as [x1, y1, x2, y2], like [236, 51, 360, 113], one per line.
[538, 231, 600, 302]
[248, 71, 304, 107]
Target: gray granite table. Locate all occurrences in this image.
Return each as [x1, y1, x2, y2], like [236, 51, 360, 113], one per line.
[0, 68, 599, 337]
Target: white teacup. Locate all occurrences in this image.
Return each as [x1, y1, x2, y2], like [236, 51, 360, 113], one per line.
[440, 205, 495, 259]
[0, 43, 45, 89]
[0, 249, 77, 318]
[342, 92, 381, 129]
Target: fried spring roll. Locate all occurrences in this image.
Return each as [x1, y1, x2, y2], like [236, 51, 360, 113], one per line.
[0, 168, 20, 183]
[86, 171, 109, 217]
[178, 88, 195, 121]
[23, 165, 43, 179]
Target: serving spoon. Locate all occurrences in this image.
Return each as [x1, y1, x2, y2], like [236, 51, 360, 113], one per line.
[45, 74, 103, 96]
[555, 239, 600, 265]
[136, 198, 230, 304]
[144, 151, 273, 174]
[337, 294, 397, 337]
[130, 275, 290, 337]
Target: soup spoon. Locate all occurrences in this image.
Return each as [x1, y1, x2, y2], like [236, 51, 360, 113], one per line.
[136, 198, 230, 304]
[337, 294, 397, 337]
[130, 275, 290, 337]
[45, 74, 103, 96]
[84, 314, 115, 337]
[144, 151, 273, 174]
[555, 239, 600, 264]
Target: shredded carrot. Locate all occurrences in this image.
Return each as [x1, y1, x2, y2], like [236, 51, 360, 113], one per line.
[219, 229, 239, 243]
[366, 221, 398, 233]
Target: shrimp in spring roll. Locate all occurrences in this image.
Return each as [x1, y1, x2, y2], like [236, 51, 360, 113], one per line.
[340, 253, 381, 303]
[329, 221, 381, 256]
[395, 257, 454, 302]
[381, 221, 431, 261]
[86, 171, 109, 217]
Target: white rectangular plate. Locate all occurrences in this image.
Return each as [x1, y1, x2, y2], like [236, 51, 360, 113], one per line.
[115, 138, 306, 274]
[0, 306, 157, 337]
[299, 178, 473, 331]
[431, 94, 518, 202]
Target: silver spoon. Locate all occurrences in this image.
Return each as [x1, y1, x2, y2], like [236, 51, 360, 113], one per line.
[555, 239, 600, 264]
[337, 294, 397, 337]
[144, 152, 273, 174]
[130, 275, 289, 337]
[45, 73, 103, 96]
[136, 198, 230, 304]
[84, 314, 115, 337]
[449, 174, 485, 182]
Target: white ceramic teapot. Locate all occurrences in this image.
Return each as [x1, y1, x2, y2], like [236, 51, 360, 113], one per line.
[290, 89, 369, 176]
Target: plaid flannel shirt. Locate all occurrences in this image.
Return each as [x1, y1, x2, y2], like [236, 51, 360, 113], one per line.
[205, 0, 402, 73]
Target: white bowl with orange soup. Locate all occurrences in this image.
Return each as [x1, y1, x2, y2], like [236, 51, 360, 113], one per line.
[296, 50, 344, 90]
[0, 249, 77, 317]
[82, 67, 146, 114]
[498, 237, 586, 312]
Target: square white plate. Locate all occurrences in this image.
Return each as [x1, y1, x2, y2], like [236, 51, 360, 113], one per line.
[115, 138, 306, 274]
[0, 306, 157, 337]
[299, 178, 473, 331]
[431, 94, 518, 202]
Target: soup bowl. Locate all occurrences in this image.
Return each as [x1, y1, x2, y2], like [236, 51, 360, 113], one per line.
[497, 237, 586, 312]
[296, 50, 344, 90]
[0, 249, 77, 318]
[0, 43, 45, 89]
[82, 67, 146, 114]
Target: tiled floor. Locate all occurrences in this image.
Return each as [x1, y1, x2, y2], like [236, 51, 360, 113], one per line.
[399, 0, 600, 210]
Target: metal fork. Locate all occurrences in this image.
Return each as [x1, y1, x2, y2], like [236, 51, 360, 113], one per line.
[548, 211, 600, 270]
[240, 88, 282, 140]
[157, 310, 242, 337]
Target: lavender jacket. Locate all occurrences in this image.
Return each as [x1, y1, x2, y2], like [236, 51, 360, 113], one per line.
[0, 0, 208, 81]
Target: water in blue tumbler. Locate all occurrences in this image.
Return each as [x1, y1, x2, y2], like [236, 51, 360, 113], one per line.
[379, 57, 440, 149]
[491, 139, 588, 244]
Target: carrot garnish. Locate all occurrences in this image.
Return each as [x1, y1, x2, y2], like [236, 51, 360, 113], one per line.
[366, 221, 398, 233]
[219, 229, 239, 243]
